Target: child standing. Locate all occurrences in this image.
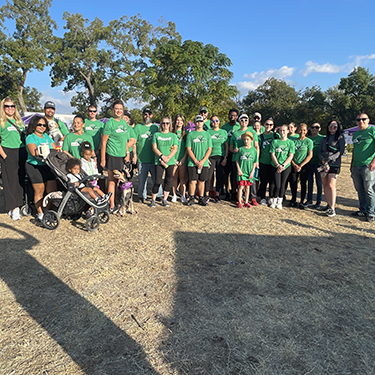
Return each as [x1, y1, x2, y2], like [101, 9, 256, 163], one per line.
[66, 158, 109, 204]
[236, 132, 257, 208]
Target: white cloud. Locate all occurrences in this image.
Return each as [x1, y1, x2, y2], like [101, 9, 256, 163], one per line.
[301, 54, 375, 77]
[235, 66, 296, 95]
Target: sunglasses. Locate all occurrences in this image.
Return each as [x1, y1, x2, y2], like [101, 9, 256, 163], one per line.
[356, 118, 368, 122]
[253, 116, 260, 119]
[162, 122, 170, 125]
[200, 111, 207, 114]
[4, 104, 16, 108]
[240, 119, 248, 122]
[89, 110, 97, 113]
[311, 126, 320, 129]
[211, 119, 219, 123]
[265, 123, 273, 126]
[37, 123, 47, 128]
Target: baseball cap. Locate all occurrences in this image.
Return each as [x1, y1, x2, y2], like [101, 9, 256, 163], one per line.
[143, 108, 152, 115]
[239, 114, 249, 120]
[195, 115, 204, 122]
[44, 101, 55, 109]
[199, 106, 208, 113]
[253, 112, 262, 119]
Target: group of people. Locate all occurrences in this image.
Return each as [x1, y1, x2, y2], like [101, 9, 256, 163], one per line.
[1, 96, 375, 223]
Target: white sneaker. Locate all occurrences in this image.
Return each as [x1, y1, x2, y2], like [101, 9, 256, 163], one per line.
[171, 195, 177, 203]
[181, 195, 187, 203]
[12, 207, 21, 220]
[270, 198, 276, 208]
[276, 197, 283, 210]
[260, 199, 267, 206]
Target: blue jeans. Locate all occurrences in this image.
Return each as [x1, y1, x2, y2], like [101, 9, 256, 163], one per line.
[307, 163, 322, 204]
[351, 165, 375, 216]
[138, 163, 163, 199]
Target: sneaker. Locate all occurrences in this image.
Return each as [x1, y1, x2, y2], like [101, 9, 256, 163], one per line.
[260, 199, 267, 206]
[181, 195, 187, 204]
[8, 210, 12, 218]
[303, 201, 314, 208]
[198, 197, 207, 206]
[351, 211, 366, 217]
[289, 201, 297, 207]
[312, 204, 321, 210]
[319, 205, 330, 212]
[171, 195, 177, 203]
[12, 207, 21, 220]
[96, 197, 106, 205]
[298, 203, 306, 210]
[251, 198, 259, 206]
[276, 198, 283, 210]
[367, 216, 375, 222]
[162, 199, 170, 207]
[204, 196, 210, 205]
[186, 196, 195, 206]
[237, 202, 243, 208]
[225, 192, 231, 201]
[269, 198, 276, 209]
[326, 207, 336, 217]
[214, 196, 221, 203]
[244, 202, 252, 208]
[149, 200, 156, 208]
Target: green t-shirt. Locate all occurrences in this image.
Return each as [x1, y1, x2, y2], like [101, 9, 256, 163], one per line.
[237, 146, 258, 182]
[230, 128, 258, 162]
[204, 119, 211, 131]
[293, 137, 314, 165]
[62, 132, 94, 159]
[352, 126, 375, 166]
[176, 131, 186, 161]
[84, 119, 103, 151]
[0, 119, 25, 148]
[259, 132, 280, 165]
[26, 133, 54, 165]
[103, 118, 135, 158]
[152, 132, 178, 165]
[134, 123, 160, 163]
[270, 138, 295, 168]
[220, 122, 240, 145]
[207, 128, 228, 157]
[308, 134, 325, 164]
[186, 130, 213, 167]
[46, 118, 69, 137]
[288, 134, 299, 140]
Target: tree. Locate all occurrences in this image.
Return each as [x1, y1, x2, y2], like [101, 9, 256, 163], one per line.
[50, 13, 180, 112]
[241, 78, 299, 126]
[142, 39, 238, 121]
[0, 0, 57, 112]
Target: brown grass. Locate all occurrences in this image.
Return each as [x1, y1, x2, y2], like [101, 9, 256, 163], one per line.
[1, 159, 375, 374]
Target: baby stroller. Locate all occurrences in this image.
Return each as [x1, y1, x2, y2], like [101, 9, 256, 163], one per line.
[42, 150, 110, 232]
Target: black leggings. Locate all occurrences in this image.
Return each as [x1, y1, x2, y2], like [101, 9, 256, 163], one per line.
[273, 165, 291, 198]
[152, 165, 174, 194]
[289, 166, 308, 202]
[224, 153, 236, 193]
[205, 155, 225, 193]
[258, 163, 275, 199]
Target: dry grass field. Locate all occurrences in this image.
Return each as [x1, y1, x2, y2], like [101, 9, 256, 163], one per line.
[1, 159, 375, 375]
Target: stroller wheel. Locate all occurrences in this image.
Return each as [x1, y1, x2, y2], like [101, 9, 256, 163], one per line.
[21, 204, 32, 216]
[85, 216, 100, 232]
[98, 210, 110, 224]
[42, 210, 60, 230]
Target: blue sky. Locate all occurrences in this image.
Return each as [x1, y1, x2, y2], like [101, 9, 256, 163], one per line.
[3, 0, 375, 113]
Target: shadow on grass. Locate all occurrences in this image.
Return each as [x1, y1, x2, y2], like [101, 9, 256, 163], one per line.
[160, 225, 375, 374]
[0, 223, 157, 374]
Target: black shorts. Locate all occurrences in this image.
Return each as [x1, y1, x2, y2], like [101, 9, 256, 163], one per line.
[188, 166, 209, 181]
[106, 153, 124, 171]
[26, 163, 56, 184]
[328, 166, 340, 175]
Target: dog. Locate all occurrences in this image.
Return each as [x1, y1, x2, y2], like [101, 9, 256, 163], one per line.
[47, 120, 64, 147]
[113, 162, 136, 215]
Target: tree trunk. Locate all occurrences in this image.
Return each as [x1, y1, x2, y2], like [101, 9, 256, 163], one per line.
[17, 69, 28, 114]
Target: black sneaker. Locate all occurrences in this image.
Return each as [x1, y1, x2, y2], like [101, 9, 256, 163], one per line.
[149, 200, 156, 208]
[214, 196, 221, 203]
[351, 211, 366, 217]
[326, 207, 336, 217]
[186, 196, 195, 206]
[198, 197, 207, 206]
[303, 201, 314, 208]
[224, 192, 231, 201]
[367, 216, 375, 222]
[319, 205, 330, 212]
[162, 200, 170, 207]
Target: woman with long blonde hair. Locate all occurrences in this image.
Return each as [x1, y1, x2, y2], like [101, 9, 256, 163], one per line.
[0, 98, 27, 220]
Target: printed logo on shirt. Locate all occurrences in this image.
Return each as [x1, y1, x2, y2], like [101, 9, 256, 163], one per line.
[263, 140, 272, 147]
[158, 136, 172, 141]
[275, 145, 288, 153]
[353, 135, 372, 144]
[240, 152, 255, 160]
[193, 135, 207, 143]
[211, 134, 225, 140]
[7, 125, 17, 131]
[141, 131, 153, 140]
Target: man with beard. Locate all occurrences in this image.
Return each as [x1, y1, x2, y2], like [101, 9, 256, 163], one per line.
[199, 106, 210, 131]
[43, 101, 69, 141]
[133, 108, 162, 203]
[221, 108, 240, 200]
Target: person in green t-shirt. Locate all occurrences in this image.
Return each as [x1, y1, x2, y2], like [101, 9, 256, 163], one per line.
[221, 108, 240, 201]
[133, 108, 163, 203]
[62, 115, 95, 160]
[351, 113, 375, 220]
[270, 125, 295, 209]
[206, 115, 228, 203]
[0, 97, 27, 220]
[289, 123, 313, 208]
[148, 117, 178, 208]
[171, 114, 188, 203]
[236, 132, 258, 208]
[43, 101, 70, 140]
[305, 122, 325, 208]
[84, 105, 103, 152]
[100, 99, 136, 210]
[199, 106, 210, 131]
[185, 115, 212, 206]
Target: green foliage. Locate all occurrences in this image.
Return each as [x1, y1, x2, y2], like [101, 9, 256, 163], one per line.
[0, 0, 57, 112]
